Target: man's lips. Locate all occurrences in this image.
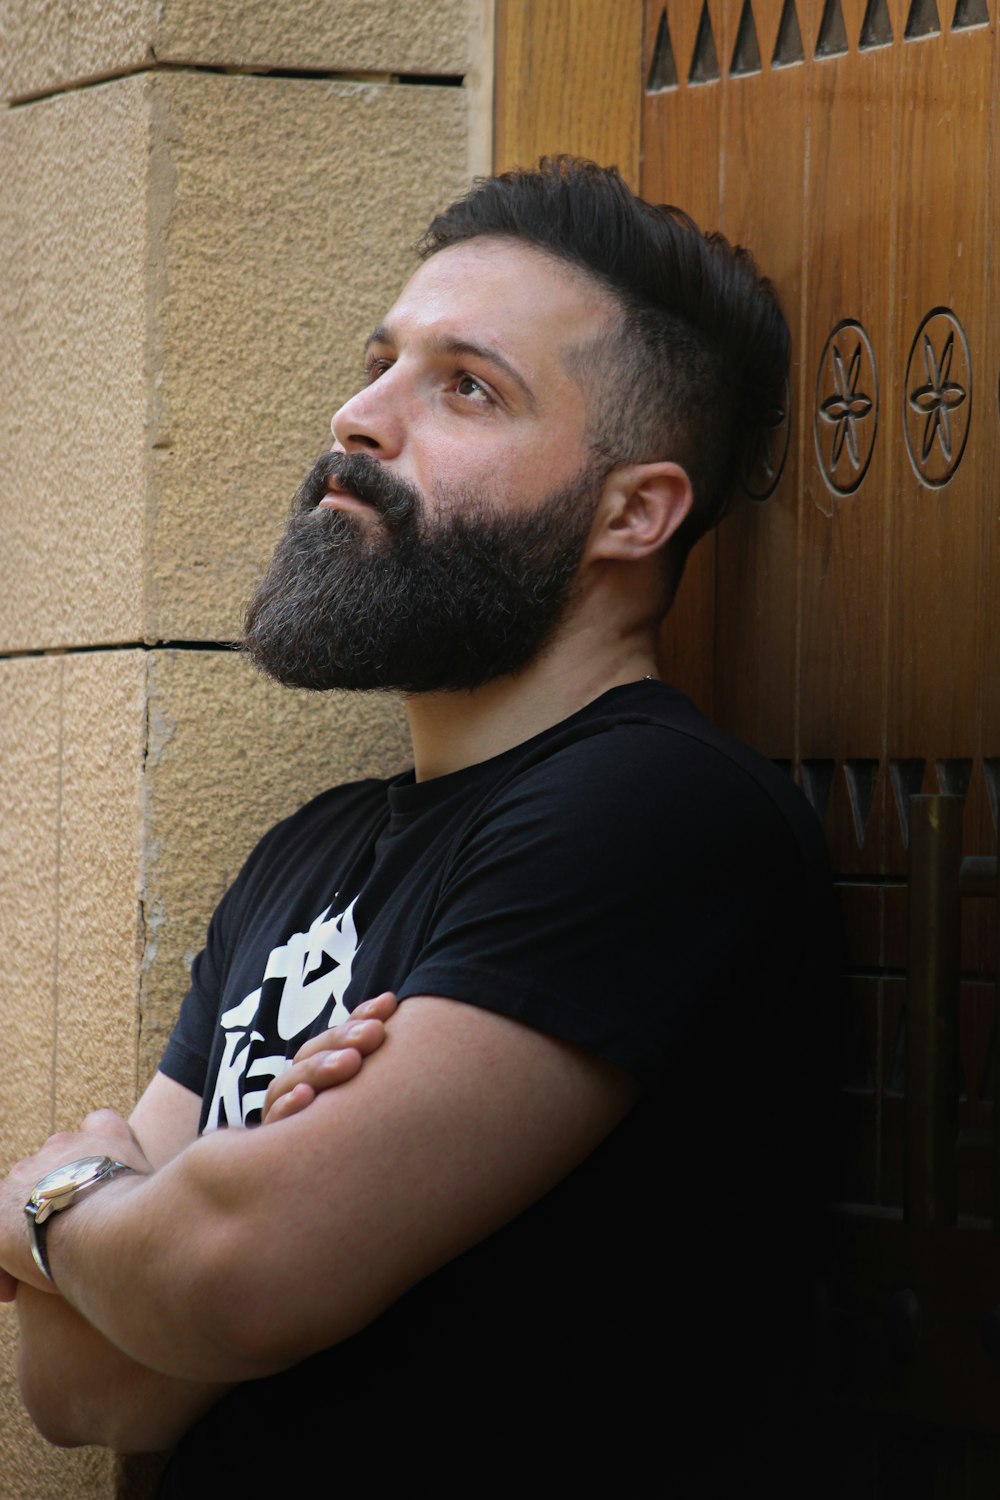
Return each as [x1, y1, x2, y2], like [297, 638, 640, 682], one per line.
[318, 480, 375, 515]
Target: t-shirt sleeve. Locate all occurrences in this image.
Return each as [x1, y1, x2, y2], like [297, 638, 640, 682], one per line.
[156, 812, 296, 1098]
[157, 883, 237, 1097]
[396, 724, 815, 1086]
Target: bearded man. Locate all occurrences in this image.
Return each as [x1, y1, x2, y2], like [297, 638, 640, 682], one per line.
[1, 159, 837, 1495]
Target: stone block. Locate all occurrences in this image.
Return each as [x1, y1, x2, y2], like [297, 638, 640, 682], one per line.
[0, 652, 137, 1500]
[0, 72, 469, 651]
[0, 0, 470, 104]
[138, 648, 411, 1084]
[53, 651, 147, 1130]
[0, 80, 148, 653]
[0, 658, 62, 1165]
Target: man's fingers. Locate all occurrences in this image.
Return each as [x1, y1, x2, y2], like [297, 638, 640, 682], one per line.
[261, 1045, 367, 1124]
[260, 994, 398, 1124]
[290, 992, 398, 1065]
[292, 1017, 387, 1065]
[352, 990, 399, 1022]
[263, 1082, 317, 1125]
[0, 1270, 18, 1303]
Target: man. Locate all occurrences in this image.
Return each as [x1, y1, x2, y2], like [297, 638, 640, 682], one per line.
[2, 159, 836, 1493]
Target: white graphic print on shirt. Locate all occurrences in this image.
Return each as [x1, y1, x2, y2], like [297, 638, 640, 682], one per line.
[205, 896, 361, 1130]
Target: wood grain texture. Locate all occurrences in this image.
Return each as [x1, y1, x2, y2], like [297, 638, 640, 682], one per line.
[494, 0, 644, 181]
[642, 0, 727, 716]
[713, 1, 811, 758]
[799, 0, 897, 879]
[886, 17, 994, 876]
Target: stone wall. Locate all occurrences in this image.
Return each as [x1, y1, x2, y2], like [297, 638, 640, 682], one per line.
[0, 3, 490, 1493]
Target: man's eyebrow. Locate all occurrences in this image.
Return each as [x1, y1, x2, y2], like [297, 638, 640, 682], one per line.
[365, 323, 537, 410]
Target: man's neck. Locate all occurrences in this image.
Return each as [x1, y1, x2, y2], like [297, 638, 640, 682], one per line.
[402, 624, 659, 781]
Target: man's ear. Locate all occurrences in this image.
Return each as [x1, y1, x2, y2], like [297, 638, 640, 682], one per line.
[588, 461, 693, 563]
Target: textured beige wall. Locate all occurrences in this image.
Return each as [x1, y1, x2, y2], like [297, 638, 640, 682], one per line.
[0, 73, 467, 652]
[0, 0, 483, 1492]
[0, 81, 149, 652]
[0, 0, 469, 102]
[0, 654, 140, 1498]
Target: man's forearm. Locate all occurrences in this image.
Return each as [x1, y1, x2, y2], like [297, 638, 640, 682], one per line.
[40, 1136, 293, 1383]
[16, 1284, 229, 1452]
[5, 998, 639, 1391]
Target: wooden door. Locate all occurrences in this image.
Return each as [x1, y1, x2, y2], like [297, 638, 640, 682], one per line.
[496, 0, 1000, 1486]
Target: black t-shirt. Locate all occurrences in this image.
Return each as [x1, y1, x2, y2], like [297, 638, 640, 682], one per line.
[157, 682, 838, 1494]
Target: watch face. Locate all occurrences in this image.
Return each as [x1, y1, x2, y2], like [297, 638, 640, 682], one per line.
[34, 1155, 110, 1199]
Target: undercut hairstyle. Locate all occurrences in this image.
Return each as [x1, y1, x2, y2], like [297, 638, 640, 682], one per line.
[419, 156, 789, 598]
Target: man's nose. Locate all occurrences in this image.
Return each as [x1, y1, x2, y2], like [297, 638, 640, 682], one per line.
[330, 379, 404, 458]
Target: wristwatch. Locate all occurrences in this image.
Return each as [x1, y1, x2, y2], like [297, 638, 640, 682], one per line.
[24, 1155, 134, 1284]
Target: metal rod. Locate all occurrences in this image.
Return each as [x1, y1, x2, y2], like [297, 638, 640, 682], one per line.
[904, 794, 963, 1229]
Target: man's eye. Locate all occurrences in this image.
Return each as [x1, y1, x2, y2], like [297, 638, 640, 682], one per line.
[364, 357, 392, 383]
[455, 374, 490, 402]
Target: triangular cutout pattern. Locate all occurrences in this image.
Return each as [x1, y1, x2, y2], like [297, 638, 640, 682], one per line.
[689, 1, 721, 84]
[773, 0, 805, 65]
[889, 758, 927, 848]
[801, 759, 836, 822]
[844, 759, 879, 847]
[953, 0, 989, 28]
[731, 0, 763, 75]
[647, 8, 679, 92]
[905, 0, 942, 37]
[935, 758, 972, 799]
[860, 0, 894, 47]
[816, 0, 850, 55]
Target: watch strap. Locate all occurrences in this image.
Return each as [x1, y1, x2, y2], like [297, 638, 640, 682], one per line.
[24, 1159, 133, 1287]
[25, 1200, 53, 1282]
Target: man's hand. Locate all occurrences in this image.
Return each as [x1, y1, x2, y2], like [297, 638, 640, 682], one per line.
[262, 991, 398, 1124]
[0, 1110, 151, 1298]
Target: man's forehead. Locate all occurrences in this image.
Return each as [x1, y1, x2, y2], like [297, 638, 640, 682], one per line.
[373, 237, 617, 375]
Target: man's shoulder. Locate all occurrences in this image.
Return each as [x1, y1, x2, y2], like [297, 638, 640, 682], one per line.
[489, 680, 822, 859]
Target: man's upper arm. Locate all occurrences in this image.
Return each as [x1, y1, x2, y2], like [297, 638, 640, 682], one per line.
[60, 995, 638, 1382]
[189, 993, 639, 1370]
[129, 1072, 202, 1169]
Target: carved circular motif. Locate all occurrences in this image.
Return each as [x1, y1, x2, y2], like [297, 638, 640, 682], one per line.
[903, 307, 971, 489]
[814, 319, 879, 496]
[741, 373, 791, 502]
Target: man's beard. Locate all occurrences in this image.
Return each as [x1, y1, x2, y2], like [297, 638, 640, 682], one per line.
[240, 450, 605, 693]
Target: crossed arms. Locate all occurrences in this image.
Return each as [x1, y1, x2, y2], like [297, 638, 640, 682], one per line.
[2, 992, 637, 1453]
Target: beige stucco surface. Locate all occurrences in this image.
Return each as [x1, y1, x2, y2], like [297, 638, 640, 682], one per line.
[0, 651, 146, 1152]
[0, 0, 470, 102]
[0, 80, 148, 653]
[0, 653, 135, 1499]
[52, 652, 148, 1129]
[0, 72, 468, 653]
[0, 658, 63, 1163]
[138, 650, 411, 1082]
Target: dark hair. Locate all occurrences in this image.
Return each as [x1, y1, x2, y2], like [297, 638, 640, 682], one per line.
[419, 156, 789, 596]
